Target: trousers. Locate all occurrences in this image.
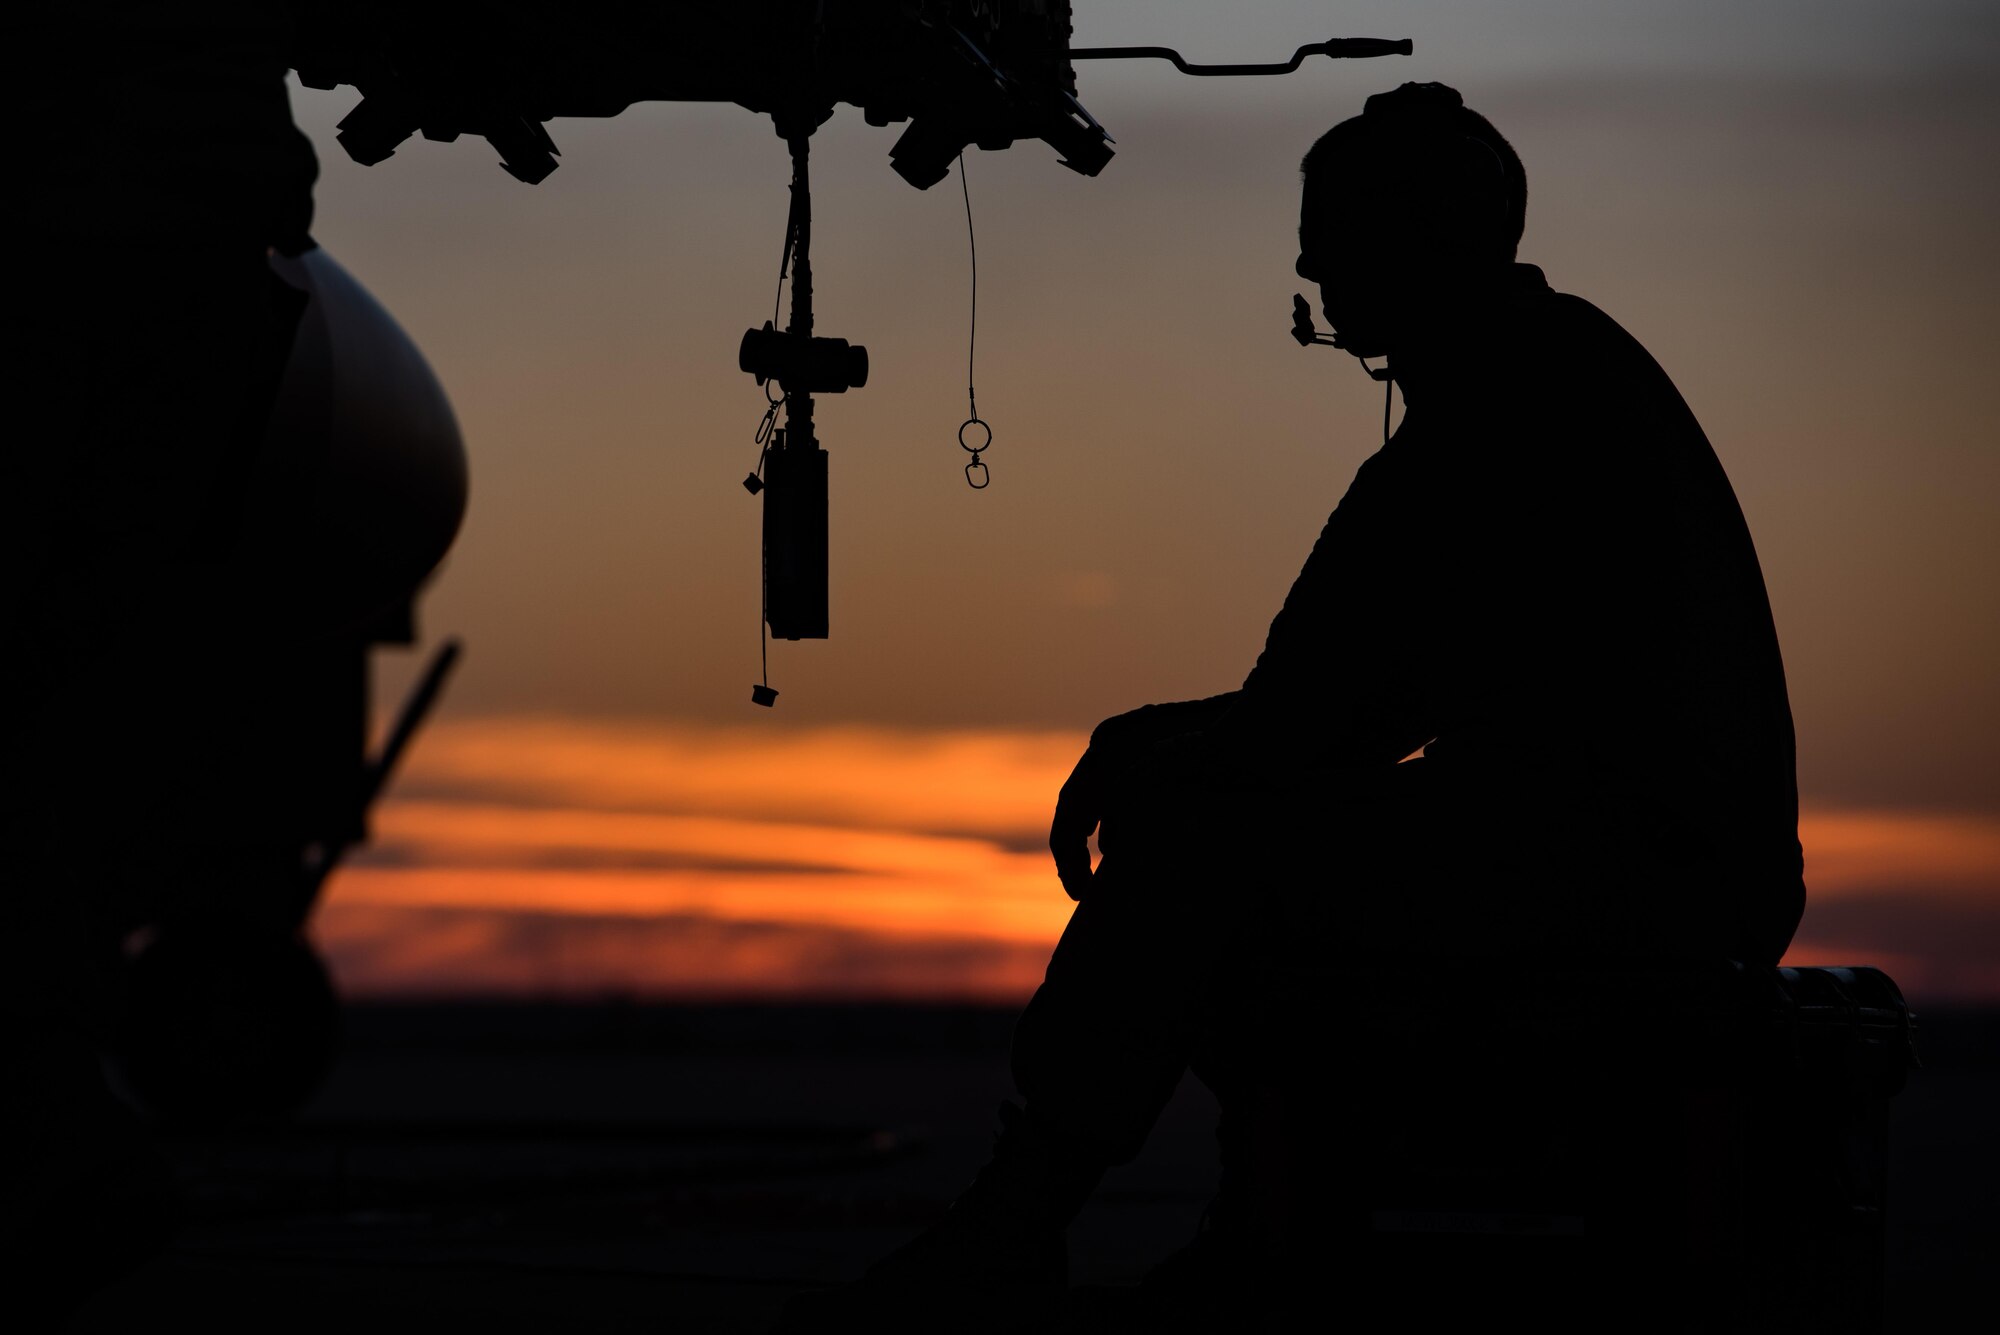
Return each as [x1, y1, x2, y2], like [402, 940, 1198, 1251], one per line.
[1008, 756, 1565, 1163]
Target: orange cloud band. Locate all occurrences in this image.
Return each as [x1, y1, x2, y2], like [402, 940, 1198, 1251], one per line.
[321, 718, 2000, 1002]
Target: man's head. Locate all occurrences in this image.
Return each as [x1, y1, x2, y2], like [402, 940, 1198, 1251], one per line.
[1297, 83, 1527, 359]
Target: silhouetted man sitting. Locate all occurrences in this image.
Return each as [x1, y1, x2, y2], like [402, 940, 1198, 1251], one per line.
[788, 82, 1805, 1331]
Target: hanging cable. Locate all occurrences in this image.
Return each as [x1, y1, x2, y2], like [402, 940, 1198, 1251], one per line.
[748, 217, 784, 708]
[751, 606, 775, 707]
[741, 201, 795, 496]
[745, 154, 808, 706]
[957, 153, 990, 489]
[773, 203, 793, 325]
[962, 155, 976, 417]
[1355, 354, 1396, 446]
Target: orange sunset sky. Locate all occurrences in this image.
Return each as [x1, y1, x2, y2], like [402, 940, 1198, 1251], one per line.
[292, 2, 1998, 1003]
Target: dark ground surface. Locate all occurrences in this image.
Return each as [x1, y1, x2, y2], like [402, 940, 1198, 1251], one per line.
[70, 1002, 1996, 1333]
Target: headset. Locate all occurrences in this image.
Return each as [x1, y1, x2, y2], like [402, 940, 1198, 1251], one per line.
[1359, 82, 1509, 214]
[1288, 83, 1516, 447]
[1291, 82, 1512, 380]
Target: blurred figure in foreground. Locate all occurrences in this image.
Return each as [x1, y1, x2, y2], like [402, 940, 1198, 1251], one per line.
[788, 82, 1804, 1330]
[7, 11, 319, 1319]
[9, 9, 462, 1322]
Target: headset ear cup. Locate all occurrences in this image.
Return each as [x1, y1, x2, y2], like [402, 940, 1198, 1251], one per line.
[1359, 83, 1515, 260]
[1458, 136, 1510, 250]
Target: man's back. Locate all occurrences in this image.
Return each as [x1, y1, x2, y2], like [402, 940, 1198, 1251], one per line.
[1240, 265, 1803, 963]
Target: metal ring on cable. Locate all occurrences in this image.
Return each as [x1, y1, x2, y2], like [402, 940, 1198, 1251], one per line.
[959, 417, 991, 489]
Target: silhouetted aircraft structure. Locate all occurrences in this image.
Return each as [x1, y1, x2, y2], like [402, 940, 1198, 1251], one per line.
[284, 1, 1411, 694]
[108, 249, 467, 1125]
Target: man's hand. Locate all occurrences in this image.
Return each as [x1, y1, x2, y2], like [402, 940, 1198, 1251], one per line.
[1049, 708, 1155, 901]
[1049, 695, 1242, 900]
[1049, 706, 1232, 901]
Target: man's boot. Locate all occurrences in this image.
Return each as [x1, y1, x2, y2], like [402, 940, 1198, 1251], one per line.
[777, 1102, 1105, 1333]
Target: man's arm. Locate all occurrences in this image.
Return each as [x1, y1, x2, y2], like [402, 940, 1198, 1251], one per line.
[1046, 443, 1440, 897]
[1205, 449, 1436, 772]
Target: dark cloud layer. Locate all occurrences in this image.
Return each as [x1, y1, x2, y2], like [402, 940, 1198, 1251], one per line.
[322, 904, 1051, 1001]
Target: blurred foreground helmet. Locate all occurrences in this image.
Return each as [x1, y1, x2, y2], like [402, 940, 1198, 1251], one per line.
[232, 248, 468, 636]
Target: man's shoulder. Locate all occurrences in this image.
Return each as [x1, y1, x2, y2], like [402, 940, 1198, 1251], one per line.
[1533, 281, 1678, 389]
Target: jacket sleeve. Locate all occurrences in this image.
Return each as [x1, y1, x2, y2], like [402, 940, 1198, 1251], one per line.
[1212, 449, 1438, 769]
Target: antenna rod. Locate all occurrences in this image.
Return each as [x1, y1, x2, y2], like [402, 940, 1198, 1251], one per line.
[1070, 37, 1412, 77]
